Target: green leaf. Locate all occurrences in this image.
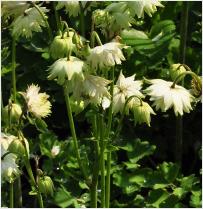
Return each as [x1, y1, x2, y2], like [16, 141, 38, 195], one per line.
[54, 186, 77, 208]
[34, 118, 48, 133]
[121, 29, 149, 40]
[180, 174, 199, 191]
[147, 189, 170, 208]
[173, 187, 187, 199]
[133, 195, 145, 207]
[158, 162, 180, 183]
[159, 195, 180, 208]
[190, 190, 202, 208]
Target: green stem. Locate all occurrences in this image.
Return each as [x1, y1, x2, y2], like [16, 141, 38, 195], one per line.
[53, 1, 61, 32]
[32, 2, 53, 42]
[9, 182, 14, 208]
[11, 38, 16, 103]
[14, 177, 22, 207]
[91, 31, 103, 46]
[24, 158, 44, 208]
[63, 84, 88, 182]
[99, 114, 105, 208]
[79, 2, 85, 37]
[105, 68, 114, 208]
[176, 1, 189, 168]
[90, 114, 100, 208]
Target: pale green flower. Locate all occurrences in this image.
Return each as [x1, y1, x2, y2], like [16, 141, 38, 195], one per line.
[56, 1, 80, 17]
[132, 101, 156, 126]
[113, 71, 144, 113]
[144, 79, 195, 116]
[48, 56, 86, 85]
[127, 0, 164, 18]
[170, 63, 187, 81]
[12, 6, 49, 38]
[87, 42, 125, 71]
[49, 31, 75, 59]
[1, 1, 29, 19]
[23, 84, 51, 118]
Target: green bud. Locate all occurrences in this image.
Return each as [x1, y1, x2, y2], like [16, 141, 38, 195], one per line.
[170, 64, 187, 81]
[8, 139, 25, 157]
[38, 176, 54, 196]
[2, 103, 22, 124]
[191, 76, 202, 97]
[49, 32, 74, 59]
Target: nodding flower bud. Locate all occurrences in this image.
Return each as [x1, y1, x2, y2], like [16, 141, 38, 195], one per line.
[49, 31, 74, 59]
[38, 176, 54, 196]
[191, 76, 202, 97]
[8, 139, 25, 157]
[170, 64, 187, 81]
[2, 103, 22, 125]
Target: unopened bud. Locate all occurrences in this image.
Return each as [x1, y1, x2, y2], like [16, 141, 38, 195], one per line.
[170, 64, 187, 81]
[38, 176, 54, 196]
[8, 138, 25, 157]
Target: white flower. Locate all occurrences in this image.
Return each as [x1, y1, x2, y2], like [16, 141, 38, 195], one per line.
[73, 74, 111, 107]
[131, 101, 156, 126]
[51, 145, 60, 157]
[1, 137, 20, 183]
[56, 1, 80, 17]
[48, 56, 86, 85]
[87, 42, 125, 70]
[127, 0, 164, 18]
[113, 71, 144, 113]
[12, 6, 49, 38]
[144, 79, 195, 116]
[2, 2, 29, 19]
[23, 84, 51, 118]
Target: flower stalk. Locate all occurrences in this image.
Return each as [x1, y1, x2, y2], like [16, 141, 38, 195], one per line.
[79, 2, 85, 37]
[9, 182, 14, 208]
[11, 37, 16, 103]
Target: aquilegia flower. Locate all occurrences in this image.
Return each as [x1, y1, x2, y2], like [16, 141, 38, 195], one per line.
[1, 134, 20, 183]
[56, 1, 80, 17]
[127, 0, 164, 18]
[144, 79, 195, 116]
[23, 84, 51, 118]
[12, 6, 49, 38]
[113, 71, 144, 113]
[48, 56, 86, 85]
[131, 101, 156, 126]
[87, 42, 125, 71]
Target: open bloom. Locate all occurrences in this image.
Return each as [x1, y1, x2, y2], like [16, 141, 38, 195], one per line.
[127, 0, 164, 18]
[23, 84, 51, 118]
[73, 74, 111, 108]
[48, 56, 86, 85]
[113, 71, 144, 113]
[87, 42, 125, 71]
[56, 1, 80, 17]
[12, 6, 49, 38]
[144, 79, 195, 116]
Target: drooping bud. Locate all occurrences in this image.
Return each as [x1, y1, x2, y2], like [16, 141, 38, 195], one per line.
[49, 32, 74, 59]
[191, 76, 202, 97]
[38, 176, 54, 196]
[170, 64, 187, 81]
[2, 103, 22, 125]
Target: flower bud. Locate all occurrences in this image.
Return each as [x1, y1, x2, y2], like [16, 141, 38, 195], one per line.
[2, 103, 22, 124]
[191, 76, 202, 97]
[8, 139, 26, 157]
[170, 64, 186, 81]
[49, 32, 74, 59]
[38, 176, 54, 196]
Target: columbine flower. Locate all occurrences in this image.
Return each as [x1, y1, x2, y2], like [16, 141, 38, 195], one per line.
[12, 6, 49, 38]
[23, 84, 51, 118]
[56, 1, 80, 17]
[1, 135, 20, 183]
[48, 56, 86, 85]
[87, 42, 125, 71]
[131, 101, 156, 126]
[73, 74, 111, 107]
[144, 79, 195, 116]
[113, 71, 144, 114]
[170, 64, 186, 80]
[127, 0, 164, 18]
[1, 2, 29, 19]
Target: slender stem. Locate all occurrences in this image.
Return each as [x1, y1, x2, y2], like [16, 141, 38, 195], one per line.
[99, 114, 105, 208]
[24, 158, 44, 208]
[53, 1, 61, 32]
[105, 68, 114, 208]
[176, 1, 189, 168]
[79, 2, 85, 37]
[14, 177, 22, 207]
[90, 15, 95, 48]
[31, 2, 53, 42]
[90, 114, 100, 208]
[11, 37, 16, 103]
[63, 84, 88, 181]
[9, 182, 14, 208]
[91, 31, 103, 46]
